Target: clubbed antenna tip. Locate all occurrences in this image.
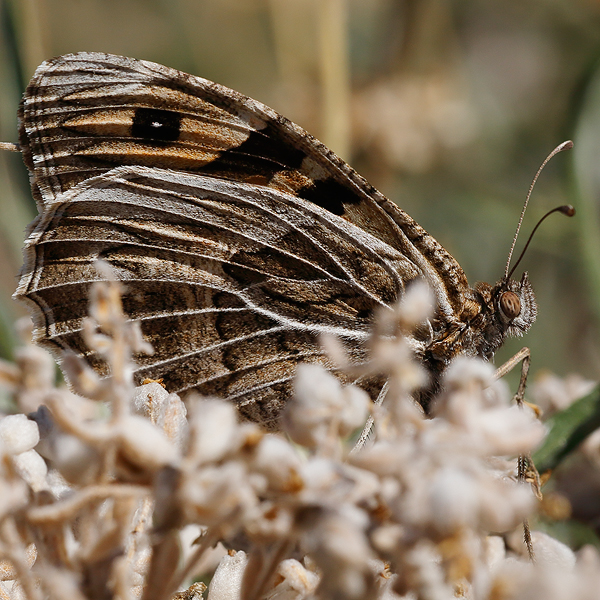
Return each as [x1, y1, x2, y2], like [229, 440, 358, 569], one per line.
[505, 141, 574, 279]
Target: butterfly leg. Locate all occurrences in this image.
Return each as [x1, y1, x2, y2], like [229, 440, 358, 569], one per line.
[494, 346, 531, 407]
[494, 346, 543, 500]
[494, 346, 542, 561]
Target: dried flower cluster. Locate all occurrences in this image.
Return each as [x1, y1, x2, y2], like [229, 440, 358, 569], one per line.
[0, 272, 598, 600]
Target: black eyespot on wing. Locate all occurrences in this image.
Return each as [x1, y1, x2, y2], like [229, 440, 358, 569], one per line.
[297, 178, 362, 216]
[132, 107, 182, 141]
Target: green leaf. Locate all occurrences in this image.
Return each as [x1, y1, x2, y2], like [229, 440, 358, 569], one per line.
[534, 386, 600, 473]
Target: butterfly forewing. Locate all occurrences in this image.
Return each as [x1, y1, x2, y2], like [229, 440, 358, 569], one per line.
[20, 54, 470, 308]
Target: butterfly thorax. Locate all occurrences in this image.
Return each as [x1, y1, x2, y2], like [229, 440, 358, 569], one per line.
[416, 271, 536, 409]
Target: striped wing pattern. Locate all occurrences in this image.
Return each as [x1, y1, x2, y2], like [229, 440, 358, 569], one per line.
[20, 166, 416, 425]
[16, 52, 477, 426]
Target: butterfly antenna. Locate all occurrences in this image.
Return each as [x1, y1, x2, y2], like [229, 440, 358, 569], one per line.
[504, 140, 574, 279]
[507, 204, 575, 280]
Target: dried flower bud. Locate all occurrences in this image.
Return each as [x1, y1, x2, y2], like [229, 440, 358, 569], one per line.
[398, 280, 435, 328]
[475, 405, 546, 456]
[444, 356, 495, 393]
[12, 449, 48, 491]
[478, 480, 534, 531]
[531, 372, 596, 415]
[299, 506, 374, 600]
[180, 462, 257, 527]
[338, 386, 370, 437]
[428, 467, 479, 533]
[271, 559, 319, 598]
[133, 381, 170, 416]
[133, 384, 187, 447]
[0, 414, 39, 454]
[186, 398, 239, 465]
[207, 550, 247, 600]
[284, 364, 345, 448]
[118, 415, 179, 470]
[528, 532, 576, 569]
[52, 434, 101, 484]
[252, 435, 303, 492]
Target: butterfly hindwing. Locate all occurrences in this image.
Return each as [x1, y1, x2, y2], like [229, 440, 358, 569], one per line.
[18, 165, 412, 426]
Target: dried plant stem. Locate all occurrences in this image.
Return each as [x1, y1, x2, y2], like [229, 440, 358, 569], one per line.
[0, 519, 42, 600]
[44, 392, 112, 445]
[316, 0, 351, 160]
[166, 526, 222, 593]
[242, 540, 296, 600]
[27, 484, 148, 525]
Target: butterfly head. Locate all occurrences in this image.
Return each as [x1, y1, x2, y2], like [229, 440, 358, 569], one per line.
[475, 186, 575, 360]
[494, 272, 537, 335]
[474, 272, 537, 359]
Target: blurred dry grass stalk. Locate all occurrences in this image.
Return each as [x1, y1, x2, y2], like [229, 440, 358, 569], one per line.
[0, 269, 599, 600]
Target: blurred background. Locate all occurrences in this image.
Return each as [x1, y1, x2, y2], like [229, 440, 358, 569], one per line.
[0, 0, 599, 388]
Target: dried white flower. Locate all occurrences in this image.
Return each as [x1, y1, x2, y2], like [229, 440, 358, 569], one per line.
[0, 414, 39, 455]
[133, 383, 188, 448]
[298, 505, 375, 600]
[397, 279, 435, 327]
[428, 466, 480, 533]
[477, 479, 534, 532]
[132, 381, 170, 414]
[118, 415, 179, 470]
[483, 534, 506, 569]
[186, 398, 240, 465]
[284, 364, 345, 449]
[252, 435, 303, 492]
[180, 461, 258, 528]
[531, 372, 596, 415]
[444, 355, 496, 392]
[337, 385, 370, 437]
[267, 558, 319, 599]
[207, 550, 247, 600]
[12, 449, 48, 492]
[474, 405, 546, 456]
[528, 531, 576, 569]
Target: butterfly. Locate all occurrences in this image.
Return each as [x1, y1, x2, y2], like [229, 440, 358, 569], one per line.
[14, 52, 537, 429]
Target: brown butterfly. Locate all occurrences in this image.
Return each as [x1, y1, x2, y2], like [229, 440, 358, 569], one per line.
[14, 52, 540, 429]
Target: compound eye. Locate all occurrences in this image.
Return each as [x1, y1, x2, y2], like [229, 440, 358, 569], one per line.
[500, 290, 521, 320]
